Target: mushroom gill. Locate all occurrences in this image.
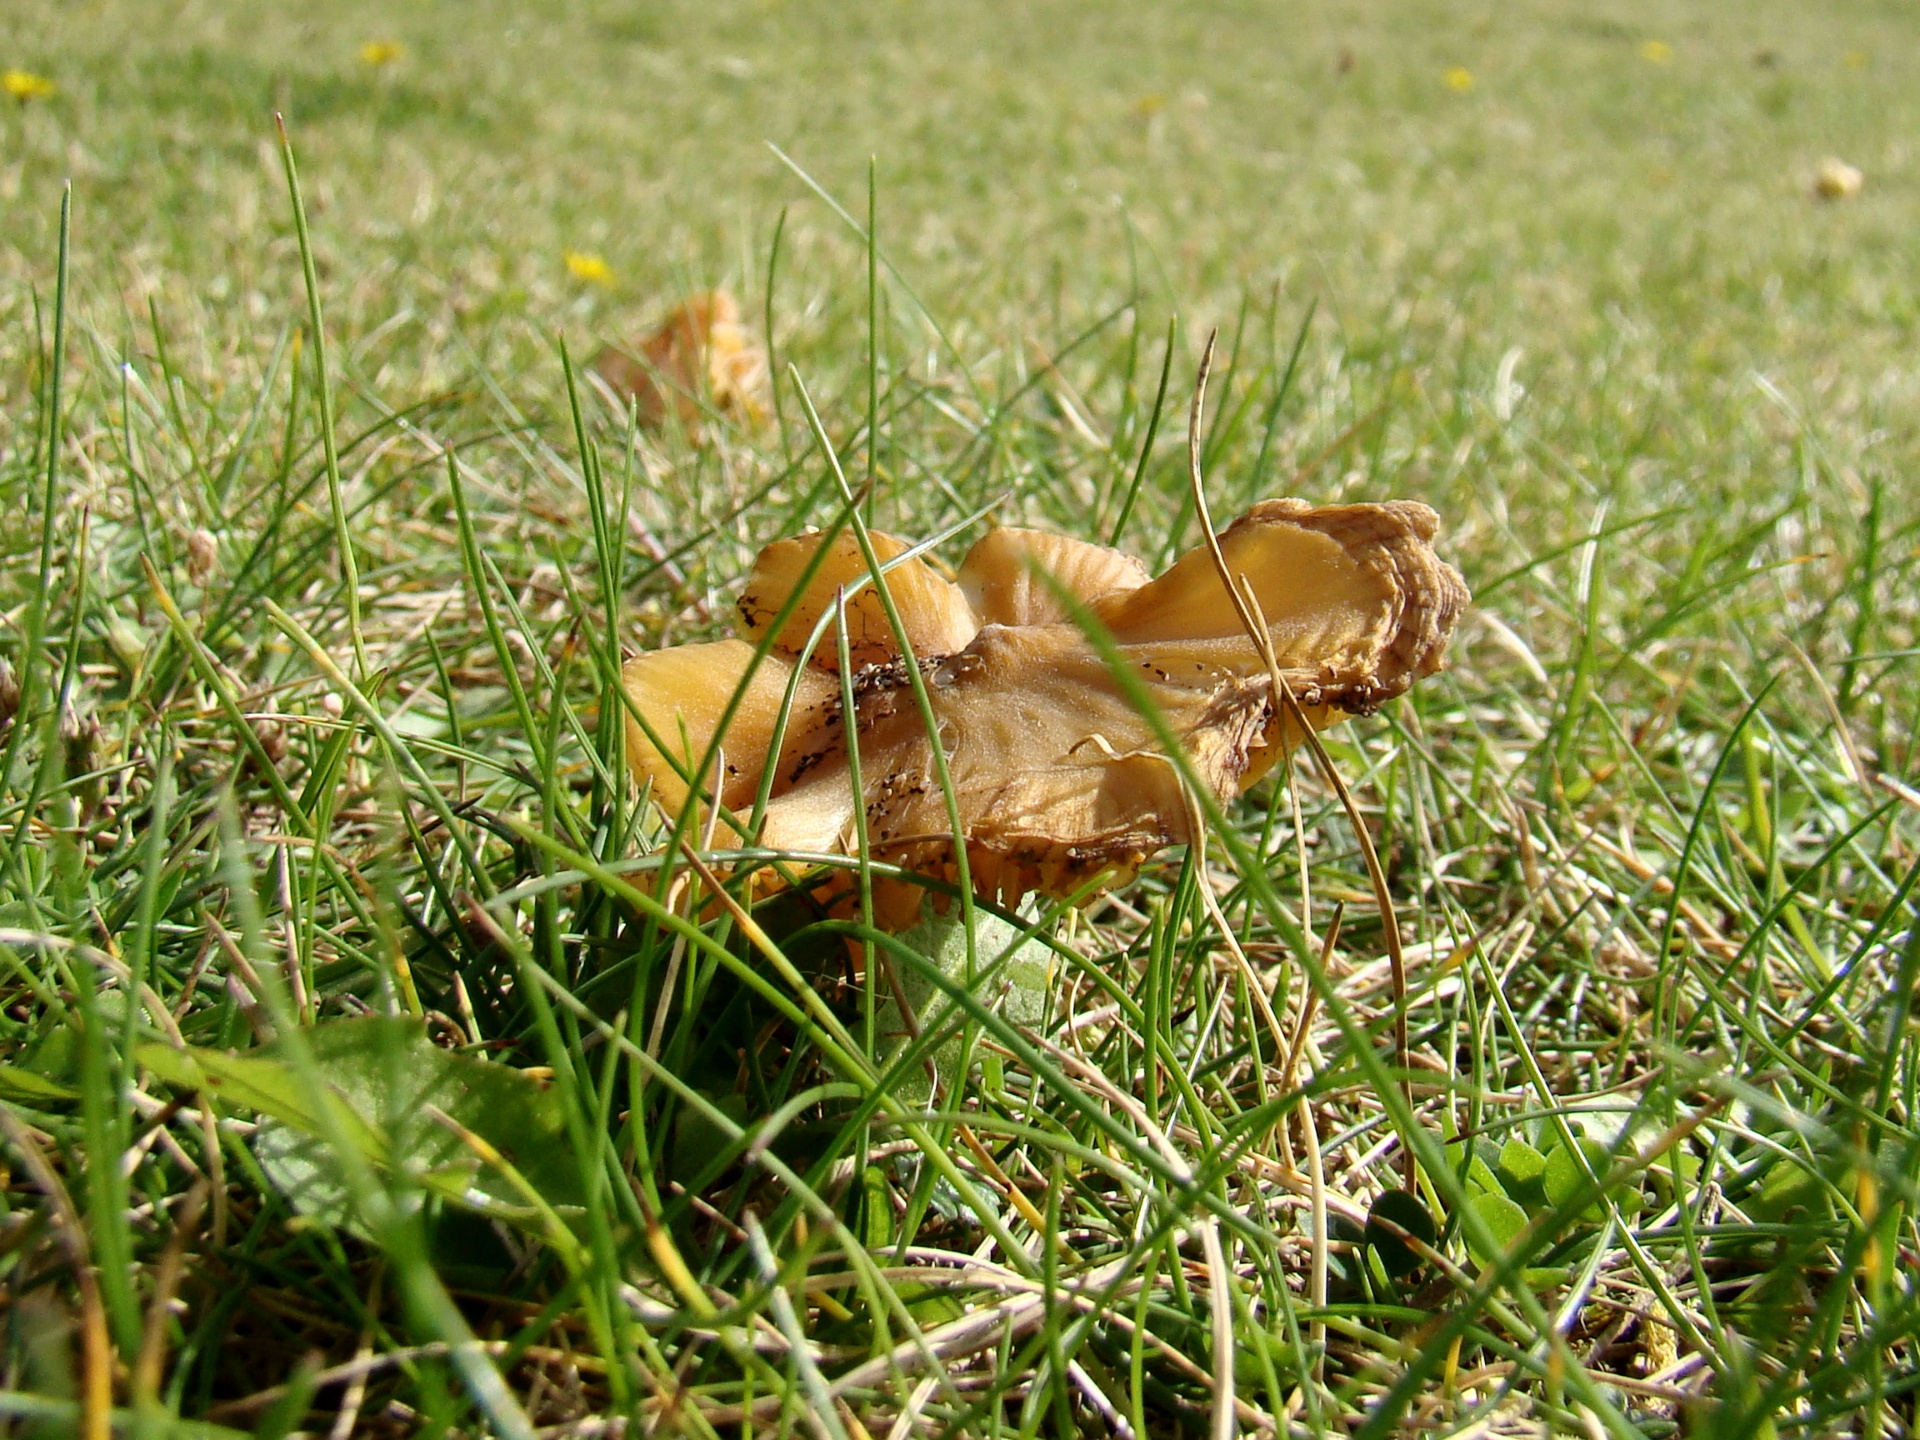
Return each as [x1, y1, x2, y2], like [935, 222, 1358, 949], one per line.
[620, 499, 1468, 923]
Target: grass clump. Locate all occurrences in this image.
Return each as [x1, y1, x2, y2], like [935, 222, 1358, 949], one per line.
[3, 0, 1919, 1434]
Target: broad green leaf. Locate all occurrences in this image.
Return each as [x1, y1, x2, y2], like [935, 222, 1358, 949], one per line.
[250, 1124, 365, 1233]
[1463, 1188, 1530, 1265]
[23, 1025, 79, 1084]
[1465, 1154, 1502, 1196]
[138, 1018, 582, 1234]
[1364, 1188, 1438, 1278]
[0, 1061, 79, 1106]
[1746, 1156, 1829, 1224]
[671, 1090, 750, 1189]
[1542, 1138, 1612, 1222]
[138, 1040, 377, 1148]
[1647, 1147, 1702, 1205]
[1496, 1137, 1548, 1203]
[861, 1164, 893, 1249]
[877, 904, 1053, 1106]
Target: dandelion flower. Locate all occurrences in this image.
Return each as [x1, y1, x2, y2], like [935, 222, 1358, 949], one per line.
[3, 69, 57, 100]
[359, 40, 404, 66]
[1813, 157, 1863, 201]
[1443, 66, 1475, 92]
[620, 500, 1468, 926]
[565, 251, 615, 286]
[1843, 51, 1868, 71]
[1639, 40, 1673, 64]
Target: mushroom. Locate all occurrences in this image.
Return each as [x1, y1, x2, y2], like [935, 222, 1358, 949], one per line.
[591, 289, 770, 431]
[621, 500, 1469, 925]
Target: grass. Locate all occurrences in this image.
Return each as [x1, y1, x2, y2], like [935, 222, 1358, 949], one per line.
[3, 0, 1918, 1433]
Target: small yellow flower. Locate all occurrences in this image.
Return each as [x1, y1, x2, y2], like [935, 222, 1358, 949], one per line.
[1443, 66, 1474, 92]
[1639, 39, 1673, 64]
[565, 251, 614, 286]
[359, 40, 404, 67]
[1843, 50, 1868, 70]
[3, 69, 57, 100]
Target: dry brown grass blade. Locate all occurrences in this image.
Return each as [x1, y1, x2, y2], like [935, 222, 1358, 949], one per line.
[0, 1106, 112, 1440]
[1199, 1216, 1240, 1440]
[1181, 330, 1417, 1190]
[204, 1340, 513, 1421]
[132, 1179, 209, 1408]
[326, 1265, 385, 1440]
[958, 1124, 1057, 1245]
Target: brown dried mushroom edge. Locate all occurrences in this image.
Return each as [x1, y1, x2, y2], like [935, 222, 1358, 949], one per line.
[620, 499, 1468, 926]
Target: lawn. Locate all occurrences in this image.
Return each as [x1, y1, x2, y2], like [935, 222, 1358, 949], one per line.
[3, 0, 1918, 1434]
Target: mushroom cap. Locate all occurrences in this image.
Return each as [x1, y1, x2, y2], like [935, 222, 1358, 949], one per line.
[619, 637, 837, 815]
[736, 530, 978, 673]
[959, 528, 1151, 627]
[620, 499, 1468, 918]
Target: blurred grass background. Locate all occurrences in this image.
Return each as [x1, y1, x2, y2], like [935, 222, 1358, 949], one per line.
[5, 0, 1913, 403]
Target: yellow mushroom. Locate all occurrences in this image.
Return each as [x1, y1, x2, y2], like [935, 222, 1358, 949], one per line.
[620, 499, 1468, 925]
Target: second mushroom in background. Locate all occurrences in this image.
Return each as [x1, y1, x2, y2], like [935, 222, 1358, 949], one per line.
[592, 289, 771, 433]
